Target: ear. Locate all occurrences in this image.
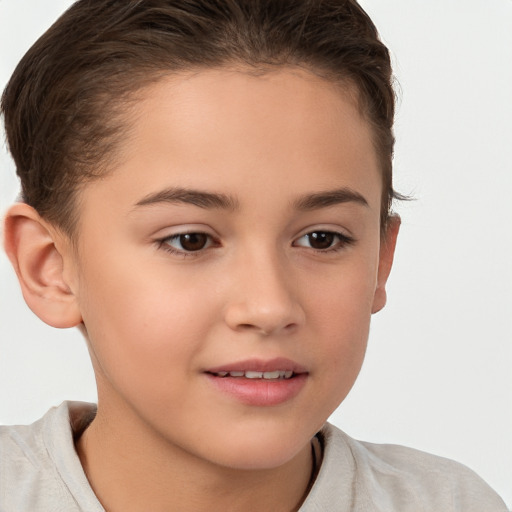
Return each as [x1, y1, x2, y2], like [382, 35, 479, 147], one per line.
[371, 215, 400, 314]
[3, 203, 82, 328]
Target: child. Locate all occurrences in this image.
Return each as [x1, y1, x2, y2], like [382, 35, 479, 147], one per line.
[0, 1, 508, 510]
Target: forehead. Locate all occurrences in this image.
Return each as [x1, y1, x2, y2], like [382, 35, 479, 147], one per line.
[130, 67, 371, 158]
[77, 67, 381, 221]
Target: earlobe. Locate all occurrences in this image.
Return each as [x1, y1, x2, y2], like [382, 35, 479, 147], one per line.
[3, 203, 82, 328]
[371, 215, 400, 314]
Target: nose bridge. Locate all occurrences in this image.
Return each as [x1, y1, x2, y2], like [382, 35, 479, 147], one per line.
[224, 240, 304, 335]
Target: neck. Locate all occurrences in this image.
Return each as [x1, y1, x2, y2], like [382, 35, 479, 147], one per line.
[75, 400, 314, 512]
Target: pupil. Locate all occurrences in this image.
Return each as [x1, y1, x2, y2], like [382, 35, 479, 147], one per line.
[309, 232, 334, 249]
[180, 233, 207, 251]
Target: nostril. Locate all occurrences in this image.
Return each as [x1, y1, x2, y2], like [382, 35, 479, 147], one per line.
[224, 297, 305, 336]
[238, 323, 269, 335]
[236, 322, 298, 336]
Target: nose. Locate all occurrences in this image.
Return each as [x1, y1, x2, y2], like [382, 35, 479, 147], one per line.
[223, 249, 305, 336]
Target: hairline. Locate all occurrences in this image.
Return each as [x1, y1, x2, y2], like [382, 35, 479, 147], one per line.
[61, 63, 390, 243]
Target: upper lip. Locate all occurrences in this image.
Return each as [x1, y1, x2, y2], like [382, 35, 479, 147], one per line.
[205, 357, 308, 374]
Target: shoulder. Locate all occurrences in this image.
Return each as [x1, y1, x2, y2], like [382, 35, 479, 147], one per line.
[0, 402, 101, 512]
[300, 423, 508, 512]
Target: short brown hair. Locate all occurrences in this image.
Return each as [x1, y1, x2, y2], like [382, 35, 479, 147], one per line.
[2, 0, 398, 235]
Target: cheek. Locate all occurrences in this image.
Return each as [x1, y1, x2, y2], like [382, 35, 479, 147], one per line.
[310, 253, 377, 334]
[317, 295, 371, 380]
[305, 260, 377, 395]
[76, 258, 218, 387]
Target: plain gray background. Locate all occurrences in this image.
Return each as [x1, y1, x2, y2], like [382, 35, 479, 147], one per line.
[1, 0, 511, 506]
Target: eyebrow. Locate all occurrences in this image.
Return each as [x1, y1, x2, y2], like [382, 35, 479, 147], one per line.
[134, 187, 239, 211]
[293, 188, 369, 211]
[133, 186, 368, 212]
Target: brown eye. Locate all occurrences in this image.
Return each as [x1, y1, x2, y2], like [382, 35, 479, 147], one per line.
[306, 232, 335, 250]
[294, 230, 354, 251]
[178, 233, 209, 251]
[162, 232, 212, 253]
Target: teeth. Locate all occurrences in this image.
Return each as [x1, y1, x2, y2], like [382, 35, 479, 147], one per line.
[214, 370, 295, 379]
[245, 371, 263, 379]
[263, 371, 281, 379]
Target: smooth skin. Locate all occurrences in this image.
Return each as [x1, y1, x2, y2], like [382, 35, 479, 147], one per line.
[4, 67, 399, 512]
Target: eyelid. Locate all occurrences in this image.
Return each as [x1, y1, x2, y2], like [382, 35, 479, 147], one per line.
[152, 225, 355, 257]
[154, 226, 220, 257]
[292, 227, 355, 251]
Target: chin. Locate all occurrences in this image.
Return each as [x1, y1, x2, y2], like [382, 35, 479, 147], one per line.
[198, 424, 313, 471]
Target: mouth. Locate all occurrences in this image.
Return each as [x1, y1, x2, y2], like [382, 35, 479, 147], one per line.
[204, 358, 308, 406]
[207, 370, 295, 380]
[205, 357, 307, 379]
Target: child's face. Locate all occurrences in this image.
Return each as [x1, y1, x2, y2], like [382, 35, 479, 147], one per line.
[65, 68, 397, 469]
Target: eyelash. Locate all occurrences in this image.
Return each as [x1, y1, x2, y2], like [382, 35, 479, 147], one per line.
[156, 232, 219, 258]
[156, 230, 355, 257]
[293, 231, 355, 253]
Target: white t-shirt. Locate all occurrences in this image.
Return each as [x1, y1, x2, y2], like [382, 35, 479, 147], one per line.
[0, 402, 507, 511]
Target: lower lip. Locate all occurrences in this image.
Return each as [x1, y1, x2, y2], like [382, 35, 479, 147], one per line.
[205, 373, 308, 406]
